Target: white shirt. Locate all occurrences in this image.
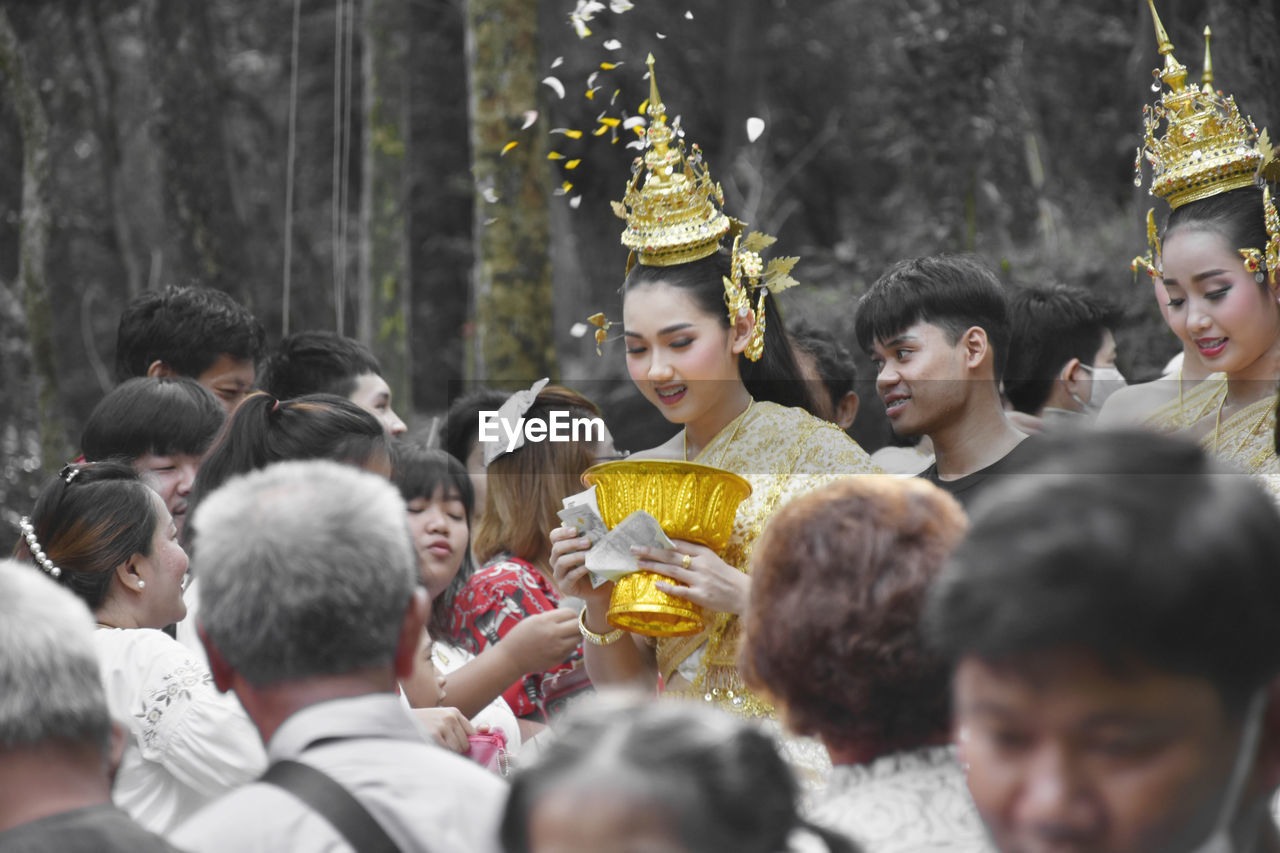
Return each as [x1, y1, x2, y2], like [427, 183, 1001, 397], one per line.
[431, 639, 522, 753]
[807, 746, 992, 853]
[171, 693, 506, 853]
[93, 627, 266, 836]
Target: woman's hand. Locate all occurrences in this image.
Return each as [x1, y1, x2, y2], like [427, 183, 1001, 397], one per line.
[498, 608, 582, 674]
[549, 525, 613, 605]
[631, 540, 751, 615]
[412, 707, 476, 753]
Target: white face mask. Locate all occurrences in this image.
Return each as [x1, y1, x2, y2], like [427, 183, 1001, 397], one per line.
[1189, 689, 1268, 853]
[1076, 364, 1127, 414]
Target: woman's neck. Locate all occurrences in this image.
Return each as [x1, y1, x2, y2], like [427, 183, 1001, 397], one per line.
[93, 591, 142, 630]
[683, 385, 752, 460]
[1226, 333, 1280, 409]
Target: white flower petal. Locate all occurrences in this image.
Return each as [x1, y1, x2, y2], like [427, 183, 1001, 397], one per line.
[542, 77, 566, 99]
[521, 110, 539, 130]
[746, 117, 765, 142]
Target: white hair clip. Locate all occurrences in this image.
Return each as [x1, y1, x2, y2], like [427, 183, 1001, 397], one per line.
[19, 516, 62, 579]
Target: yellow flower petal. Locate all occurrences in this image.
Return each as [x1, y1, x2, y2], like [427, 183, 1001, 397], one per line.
[565, 159, 581, 169]
[500, 141, 519, 156]
[547, 151, 565, 160]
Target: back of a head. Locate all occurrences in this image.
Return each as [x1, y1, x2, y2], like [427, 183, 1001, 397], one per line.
[854, 255, 1010, 380]
[501, 695, 807, 853]
[440, 387, 510, 465]
[473, 386, 604, 566]
[789, 320, 858, 403]
[114, 285, 265, 381]
[1003, 283, 1118, 415]
[744, 476, 966, 755]
[82, 377, 226, 462]
[258, 330, 383, 400]
[192, 460, 416, 686]
[187, 393, 390, 540]
[0, 560, 111, 756]
[926, 430, 1280, 711]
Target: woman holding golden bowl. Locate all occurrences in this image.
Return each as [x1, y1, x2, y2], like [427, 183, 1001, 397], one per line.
[550, 57, 881, 734]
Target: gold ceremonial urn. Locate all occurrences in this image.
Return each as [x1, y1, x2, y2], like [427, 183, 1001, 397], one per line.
[581, 460, 752, 637]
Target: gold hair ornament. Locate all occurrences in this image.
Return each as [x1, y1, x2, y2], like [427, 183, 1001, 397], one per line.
[1131, 208, 1163, 280]
[586, 312, 619, 356]
[723, 231, 799, 362]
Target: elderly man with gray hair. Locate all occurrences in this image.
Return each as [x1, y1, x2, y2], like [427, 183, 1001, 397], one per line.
[0, 561, 181, 852]
[172, 460, 504, 853]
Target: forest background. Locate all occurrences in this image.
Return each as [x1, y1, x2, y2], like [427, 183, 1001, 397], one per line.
[2, 0, 1278, 536]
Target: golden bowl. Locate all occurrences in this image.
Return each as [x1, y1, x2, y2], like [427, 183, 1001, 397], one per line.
[581, 460, 752, 637]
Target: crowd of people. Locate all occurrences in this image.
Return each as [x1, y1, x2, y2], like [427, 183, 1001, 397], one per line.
[5, 6, 1280, 852]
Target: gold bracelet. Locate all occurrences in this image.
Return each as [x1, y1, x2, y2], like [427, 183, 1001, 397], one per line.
[578, 607, 624, 646]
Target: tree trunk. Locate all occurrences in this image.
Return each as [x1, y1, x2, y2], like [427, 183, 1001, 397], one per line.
[465, 0, 556, 385]
[0, 8, 67, 477]
[143, 0, 253, 304]
[360, 0, 412, 415]
[1205, 0, 1280, 130]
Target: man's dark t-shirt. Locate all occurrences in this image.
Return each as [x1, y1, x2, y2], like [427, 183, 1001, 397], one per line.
[0, 804, 183, 853]
[920, 437, 1040, 510]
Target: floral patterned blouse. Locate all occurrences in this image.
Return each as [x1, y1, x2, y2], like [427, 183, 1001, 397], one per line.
[93, 627, 265, 835]
[448, 554, 584, 719]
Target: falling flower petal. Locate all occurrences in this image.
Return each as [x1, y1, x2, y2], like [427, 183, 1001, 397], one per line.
[570, 322, 589, 338]
[483, 217, 498, 226]
[521, 110, 538, 130]
[656, 32, 666, 39]
[585, 87, 600, 100]
[547, 151, 565, 160]
[623, 115, 646, 130]
[625, 139, 645, 150]
[551, 56, 565, 69]
[600, 62, 621, 70]
[611, 88, 621, 105]
[746, 117, 765, 142]
[587, 71, 600, 88]
[542, 77, 566, 99]
[603, 39, 622, 50]
[609, 0, 633, 11]
[550, 128, 585, 139]
[684, 10, 693, 19]
[570, 195, 583, 209]
[482, 188, 499, 203]
[571, 18, 591, 38]
[565, 159, 582, 169]
[593, 124, 610, 136]
[501, 141, 519, 156]
[639, 98, 650, 115]
[598, 116, 621, 127]
[562, 181, 574, 192]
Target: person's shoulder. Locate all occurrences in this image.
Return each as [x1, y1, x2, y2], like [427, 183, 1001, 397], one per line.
[1095, 379, 1179, 428]
[628, 432, 684, 460]
[170, 783, 319, 852]
[768, 403, 882, 474]
[0, 805, 184, 853]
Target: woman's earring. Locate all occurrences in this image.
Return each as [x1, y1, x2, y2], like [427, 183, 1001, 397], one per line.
[137, 580, 146, 590]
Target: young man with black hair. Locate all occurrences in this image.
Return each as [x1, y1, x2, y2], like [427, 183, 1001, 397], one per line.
[927, 430, 1280, 853]
[115, 285, 265, 412]
[1003, 282, 1123, 430]
[854, 254, 1032, 508]
[789, 320, 860, 431]
[258, 330, 407, 435]
[82, 377, 226, 540]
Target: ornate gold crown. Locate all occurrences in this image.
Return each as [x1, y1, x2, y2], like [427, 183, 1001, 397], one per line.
[1136, 1, 1263, 209]
[612, 54, 733, 269]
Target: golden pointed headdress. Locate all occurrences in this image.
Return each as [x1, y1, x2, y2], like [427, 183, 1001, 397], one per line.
[1132, 1, 1280, 283]
[613, 55, 733, 269]
[1136, 3, 1265, 208]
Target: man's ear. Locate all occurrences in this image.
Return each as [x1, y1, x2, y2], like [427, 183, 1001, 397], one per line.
[961, 327, 992, 373]
[1246, 677, 1280, 800]
[392, 588, 430, 681]
[200, 624, 236, 694]
[834, 391, 859, 430]
[728, 309, 755, 356]
[146, 359, 179, 379]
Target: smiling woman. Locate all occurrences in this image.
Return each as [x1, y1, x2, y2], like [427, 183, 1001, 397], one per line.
[549, 59, 880, 783]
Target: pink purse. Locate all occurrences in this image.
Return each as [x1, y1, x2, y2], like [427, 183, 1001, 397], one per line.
[466, 730, 511, 776]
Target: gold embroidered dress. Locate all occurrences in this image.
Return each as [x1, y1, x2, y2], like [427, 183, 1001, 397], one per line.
[656, 400, 883, 717]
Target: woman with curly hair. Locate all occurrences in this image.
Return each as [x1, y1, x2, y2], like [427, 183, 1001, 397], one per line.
[741, 475, 988, 852]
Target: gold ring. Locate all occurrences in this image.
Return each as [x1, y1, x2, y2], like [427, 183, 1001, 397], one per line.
[681, 554, 692, 570]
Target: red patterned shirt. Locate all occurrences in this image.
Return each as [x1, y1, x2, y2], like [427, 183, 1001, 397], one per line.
[448, 555, 584, 719]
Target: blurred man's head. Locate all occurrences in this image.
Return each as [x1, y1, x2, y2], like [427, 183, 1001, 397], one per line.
[259, 331, 406, 435]
[114, 285, 264, 412]
[927, 431, 1280, 853]
[789, 321, 860, 430]
[193, 460, 424, 692]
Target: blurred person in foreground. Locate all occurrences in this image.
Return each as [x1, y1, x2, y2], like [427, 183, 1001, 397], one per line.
[0, 560, 181, 852]
[927, 430, 1280, 853]
[500, 695, 859, 853]
[742, 475, 989, 852]
[173, 460, 504, 853]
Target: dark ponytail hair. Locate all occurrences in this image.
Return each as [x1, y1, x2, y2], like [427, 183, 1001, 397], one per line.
[622, 252, 818, 413]
[1165, 186, 1269, 279]
[15, 462, 159, 610]
[186, 393, 390, 548]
